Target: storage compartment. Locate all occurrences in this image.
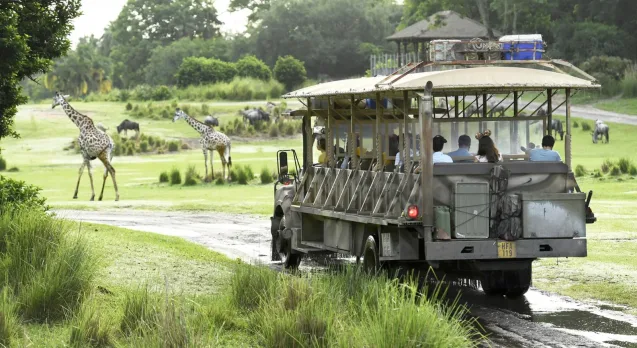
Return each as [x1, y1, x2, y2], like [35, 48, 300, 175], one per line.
[324, 219, 352, 251]
[520, 192, 586, 238]
[429, 39, 461, 62]
[453, 182, 490, 238]
[434, 206, 451, 237]
[499, 34, 544, 60]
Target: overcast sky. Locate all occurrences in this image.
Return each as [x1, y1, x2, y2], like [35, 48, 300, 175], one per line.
[68, 0, 250, 47]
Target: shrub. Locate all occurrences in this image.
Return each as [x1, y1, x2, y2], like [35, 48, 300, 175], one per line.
[244, 165, 254, 181]
[260, 167, 274, 184]
[152, 85, 172, 101]
[617, 158, 632, 174]
[183, 165, 199, 186]
[170, 168, 182, 185]
[113, 144, 122, 156]
[621, 65, 637, 98]
[119, 89, 131, 102]
[131, 84, 155, 101]
[274, 55, 307, 90]
[0, 156, 6, 171]
[126, 102, 133, 111]
[0, 176, 48, 211]
[231, 265, 277, 311]
[140, 141, 149, 152]
[575, 164, 586, 177]
[285, 123, 296, 136]
[0, 208, 96, 322]
[269, 124, 280, 137]
[159, 171, 169, 183]
[592, 169, 603, 178]
[215, 177, 225, 185]
[610, 165, 621, 176]
[126, 146, 135, 156]
[601, 159, 613, 174]
[7, 167, 18, 172]
[573, 121, 579, 128]
[181, 143, 190, 150]
[236, 55, 272, 81]
[581, 122, 591, 131]
[168, 141, 180, 152]
[201, 103, 210, 115]
[120, 285, 158, 336]
[630, 165, 637, 176]
[176, 57, 237, 87]
[69, 299, 113, 348]
[148, 136, 155, 146]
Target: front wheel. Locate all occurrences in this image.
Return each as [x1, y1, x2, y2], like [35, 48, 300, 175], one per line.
[362, 235, 380, 274]
[272, 216, 301, 269]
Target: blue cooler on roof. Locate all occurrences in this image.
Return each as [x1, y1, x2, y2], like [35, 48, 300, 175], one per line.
[499, 34, 544, 60]
[365, 98, 389, 109]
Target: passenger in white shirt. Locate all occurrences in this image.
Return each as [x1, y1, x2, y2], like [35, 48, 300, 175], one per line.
[432, 135, 453, 164]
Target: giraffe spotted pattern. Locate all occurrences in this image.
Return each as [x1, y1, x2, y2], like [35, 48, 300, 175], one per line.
[52, 92, 120, 201]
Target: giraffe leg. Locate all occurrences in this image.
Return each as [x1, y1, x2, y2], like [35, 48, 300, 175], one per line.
[203, 149, 209, 182]
[98, 164, 109, 201]
[98, 152, 119, 201]
[209, 149, 214, 182]
[87, 160, 96, 201]
[73, 160, 88, 199]
[217, 148, 227, 181]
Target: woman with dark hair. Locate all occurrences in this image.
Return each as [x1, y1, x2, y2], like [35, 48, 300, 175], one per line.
[474, 130, 503, 163]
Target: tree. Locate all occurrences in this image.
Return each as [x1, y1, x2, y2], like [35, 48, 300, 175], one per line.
[175, 57, 237, 87]
[274, 55, 307, 90]
[0, 0, 80, 140]
[229, 0, 270, 27]
[144, 38, 230, 86]
[44, 36, 113, 96]
[235, 55, 272, 81]
[107, 0, 222, 88]
[253, 0, 401, 79]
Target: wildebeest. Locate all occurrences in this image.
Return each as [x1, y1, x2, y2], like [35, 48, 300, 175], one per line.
[204, 115, 219, 127]
[240, 108, 270, 126]
[592, 119, 609, 143]
[551, 119, 564, 140]
[116, 119, 140, 136]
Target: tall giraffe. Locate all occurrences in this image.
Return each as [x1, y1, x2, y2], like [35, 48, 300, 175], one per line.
[173, 108, 232, 181]
[52, 92, 120, 201]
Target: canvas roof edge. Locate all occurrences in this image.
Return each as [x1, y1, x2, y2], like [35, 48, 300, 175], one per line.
[282, 66, 601, 99]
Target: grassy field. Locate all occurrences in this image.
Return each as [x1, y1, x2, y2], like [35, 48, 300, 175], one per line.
[2, 101, 637, 314]
[595, 98, 637, 115]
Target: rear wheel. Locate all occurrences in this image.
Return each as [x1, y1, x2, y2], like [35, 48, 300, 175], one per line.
[272, 216, 301, 269]
[362, 235, 380, 274]
[481, 268, 531, 298]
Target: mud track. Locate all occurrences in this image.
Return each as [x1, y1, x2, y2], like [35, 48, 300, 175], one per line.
[55, 209, 637, 348]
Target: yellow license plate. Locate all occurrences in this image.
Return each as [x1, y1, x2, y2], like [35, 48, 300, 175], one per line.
[497, 241, 516, 258]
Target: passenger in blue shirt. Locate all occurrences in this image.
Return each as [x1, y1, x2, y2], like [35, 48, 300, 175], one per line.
[530, 135, 562, 162]
[433, 135, 453, 163]
[446, 135, 473, 162]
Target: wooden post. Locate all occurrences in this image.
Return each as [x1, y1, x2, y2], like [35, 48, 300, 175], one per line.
[547, 88, 553, 136]
[350, 95, 359, 170]
[451, 95, 459, 146]
[327, 96, 335, 168]
[397, 41, 402, 66]
[511, 92, 519, 154]
[375, 92, 383, 171]
[403, 91, 410, 172]
[565, 88, 572, 170]
[305, 97, 313, 168]
[420, 81, 434, 232]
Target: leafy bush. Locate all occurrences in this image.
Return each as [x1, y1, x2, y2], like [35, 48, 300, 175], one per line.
[176, 57, 237, 87]
[140, 141, 149, 152]
[617, 158, 633, 174]
[0, 208, 96, 322]
[260, 167, 274, 184]
[269, 123, 280, 137]
[245, 165, 254, 181]
[573, 121, 579, 128]
[592, 169, 603, 178]
[0, 176, 48, 211]
[168, 141, 180, 152]
[621, 65, 637, 98]
[151, 85, 172, 101]
[183, 165, 199, 186]
[610, 165, 621, 176]
[126, 102, 133, 111]
[159, 171, 169, 183]
[581, 122, 591, 131]
[126, 146, 134, 156]
[119, 89, 131, 102]
[274, 55, 307, 90]
[131, 84, 155, 101]
[181, 143, 190, 150]
[7, 167, 18, 172]
[0, 156, 6, 171]
[235, 55, 272, 81]
[629, 165, 637, 176]
[170, 168, 182, 185]
[601, 159, 613, 174]
[575, 164, 586, 177]
[215, 177, 225, 185]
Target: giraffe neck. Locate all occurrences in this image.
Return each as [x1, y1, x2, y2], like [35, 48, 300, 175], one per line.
[62, 100, 92, 130]
[183, 113, 211, 135]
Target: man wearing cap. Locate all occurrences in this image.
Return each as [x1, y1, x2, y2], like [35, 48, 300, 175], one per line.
[447, 134, 473, 162]
[433, 135, 453, 163]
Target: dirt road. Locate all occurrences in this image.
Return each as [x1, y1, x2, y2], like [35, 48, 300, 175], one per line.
[55, 209, 637, 348]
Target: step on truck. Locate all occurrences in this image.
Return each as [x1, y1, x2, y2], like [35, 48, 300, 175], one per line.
[270, 57, 599, 297]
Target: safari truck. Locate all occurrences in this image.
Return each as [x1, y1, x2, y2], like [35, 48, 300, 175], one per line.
[270, 53, 599, 297]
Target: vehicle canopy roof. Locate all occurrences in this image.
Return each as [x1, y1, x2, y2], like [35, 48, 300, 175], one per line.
[282, 65, 601, 99]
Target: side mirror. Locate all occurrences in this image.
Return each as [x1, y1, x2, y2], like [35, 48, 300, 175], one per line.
[278, 152, 289, 178]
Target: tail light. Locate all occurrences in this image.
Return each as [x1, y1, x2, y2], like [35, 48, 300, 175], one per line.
[407, 205, 419, 219]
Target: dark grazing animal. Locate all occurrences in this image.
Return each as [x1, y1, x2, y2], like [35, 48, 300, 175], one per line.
[204, 115, 219, 127]
[551, 119, 564, 140]
[240, 108, 270, 126]
[592, 120, 609, 144]
[116, 119, 139, 136]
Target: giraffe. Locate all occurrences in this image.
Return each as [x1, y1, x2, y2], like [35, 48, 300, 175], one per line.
[52, 92, 120, 201]
[173, 108, 232, 181]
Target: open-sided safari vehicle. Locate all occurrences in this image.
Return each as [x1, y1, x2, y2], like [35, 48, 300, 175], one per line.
[270, 57, 600, 297]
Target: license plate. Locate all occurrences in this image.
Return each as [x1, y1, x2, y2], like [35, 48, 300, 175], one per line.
[497, 241, 516, 258]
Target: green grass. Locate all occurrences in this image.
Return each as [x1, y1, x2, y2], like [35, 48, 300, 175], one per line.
[595, 98, 637, 115]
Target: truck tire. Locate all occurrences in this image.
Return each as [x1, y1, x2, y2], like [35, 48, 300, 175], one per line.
[270, 216, 281, 262]
[481, 268, 531, 298]
[273, 216, 301, 269]
[362, 235, 380, 274]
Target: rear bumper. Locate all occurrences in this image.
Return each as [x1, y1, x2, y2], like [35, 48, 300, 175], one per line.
[424, 238, 586, 261]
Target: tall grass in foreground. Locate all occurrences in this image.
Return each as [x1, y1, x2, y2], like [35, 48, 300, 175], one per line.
[231, 264, 482, 348]
[69, 297, 113, 348]
[0, 288, 20, 346]
[0, 208, 97, 322]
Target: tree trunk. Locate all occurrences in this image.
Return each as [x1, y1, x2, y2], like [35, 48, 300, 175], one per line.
[476, 0, 494, 38]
